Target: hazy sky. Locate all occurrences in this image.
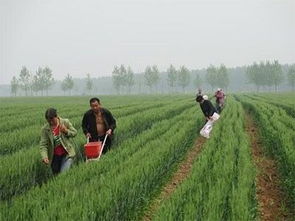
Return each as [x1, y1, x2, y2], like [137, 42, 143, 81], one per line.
[0, 0, 294, 84]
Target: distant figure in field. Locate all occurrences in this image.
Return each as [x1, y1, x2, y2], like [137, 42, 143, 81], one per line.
[195, 88, 208, 100]
[40, 108, 77, 175]
[196, 95, 220, 138]
[214, 88, 226, 113]
[196, 88, 202, 97]
[82, 97, 116, 154]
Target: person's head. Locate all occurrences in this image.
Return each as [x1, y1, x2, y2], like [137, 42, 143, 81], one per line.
[45, 108, 58, 126]
[217, 88, 221, 91]
[196, 95, 204, 103]
[89, 97, 101, 113]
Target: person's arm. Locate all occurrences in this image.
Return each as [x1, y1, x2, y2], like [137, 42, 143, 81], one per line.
[63, 119, 77, 137]
[105, 109, 116, 132]
[40, 128, 49, 162]
[82, 113, 88, 135]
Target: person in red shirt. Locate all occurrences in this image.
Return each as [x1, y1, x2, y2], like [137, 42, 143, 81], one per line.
[214, 88, 226, 113]
[40, 108, 77, 175]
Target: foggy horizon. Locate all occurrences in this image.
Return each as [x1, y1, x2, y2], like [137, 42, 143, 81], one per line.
[1, 0, 295, 85]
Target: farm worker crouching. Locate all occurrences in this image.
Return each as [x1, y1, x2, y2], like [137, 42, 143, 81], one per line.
[82, 97, 116, 154]
[214, 88, 226, 113]
[40, 108, 77, 175]
[196, 95, 220, 138]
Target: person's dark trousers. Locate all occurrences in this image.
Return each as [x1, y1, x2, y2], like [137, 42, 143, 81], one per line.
[215, 103, 221, 114]
[51, 154, 73, 175]
[90, 135, 112, 154]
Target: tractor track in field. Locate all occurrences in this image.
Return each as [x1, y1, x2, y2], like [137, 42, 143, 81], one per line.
[245, 112, 293, 221]
[142, 135, 207, 221]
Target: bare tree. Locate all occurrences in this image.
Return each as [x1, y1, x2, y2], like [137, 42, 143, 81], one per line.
[167, 64, 177, 92]
[10, 76, 19, 96]
[19, 66, 31, 96]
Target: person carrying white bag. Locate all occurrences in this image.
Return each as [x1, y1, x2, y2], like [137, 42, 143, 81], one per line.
[196, 95, 220, 138]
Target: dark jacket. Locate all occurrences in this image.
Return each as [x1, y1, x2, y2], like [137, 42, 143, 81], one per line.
[82, 108, 116, 140]
[200, 100, 216, 117]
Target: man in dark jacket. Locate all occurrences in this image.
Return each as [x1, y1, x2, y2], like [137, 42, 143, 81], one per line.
[82, 97, 116, 154]
[196, 95, 219, 138]
[196, 95, 217, 121]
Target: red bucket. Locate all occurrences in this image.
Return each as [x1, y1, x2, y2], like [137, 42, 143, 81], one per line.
[84, 142, 102, 158]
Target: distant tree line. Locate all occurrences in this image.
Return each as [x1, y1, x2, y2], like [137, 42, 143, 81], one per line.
[245, 60, 295, 92]
[10, 61, 295, 96]
[11, 66, 54, 96]
[10, 67, 95, 96]
[112, 65, 135, 94]
[287, 65, 295, 91]
[112, 64, 228, 94]
[206, 64, 230, 91]
[246, 60, 284, 92]
[111, 61, 295, 94]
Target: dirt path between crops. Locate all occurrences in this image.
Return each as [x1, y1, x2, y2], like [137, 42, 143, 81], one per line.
[245, 112, 293, 221]
[141, 136, 207, 221]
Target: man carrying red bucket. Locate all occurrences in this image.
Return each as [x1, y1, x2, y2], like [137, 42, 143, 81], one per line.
[82, 97, 116, 157]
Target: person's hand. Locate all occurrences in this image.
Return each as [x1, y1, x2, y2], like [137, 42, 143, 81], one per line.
[86, 133, 92, 138]
[42, 158, 49, 165]
[60, 125, 68, 134]
[206, 116, 212, 121]
[106, 129, 112, 135]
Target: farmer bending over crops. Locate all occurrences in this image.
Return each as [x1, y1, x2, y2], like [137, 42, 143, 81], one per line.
[196, 95, 217, 121]
[40, 108, 77, 175]
[82, 97, 116, 154]
[196, 95, 220, 138]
